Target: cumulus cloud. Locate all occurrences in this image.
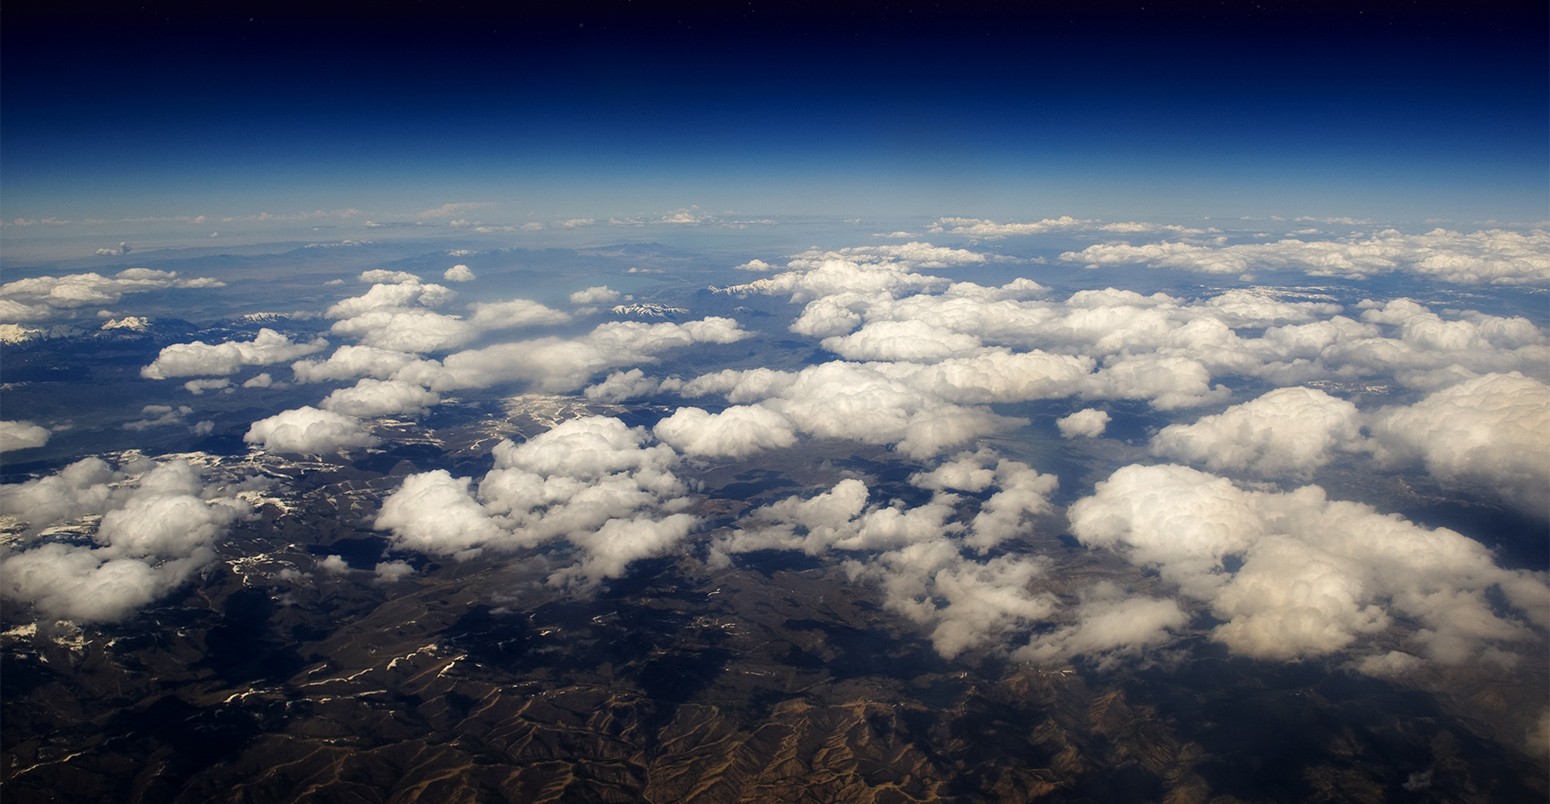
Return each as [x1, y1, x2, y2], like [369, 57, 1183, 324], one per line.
[467, 299, 571, 331]
[909, 456, 1060, 549]
[787, 242, 993, 270]
[1069, 464, 1548, 664]
[1369, 372, 1550, 515]
[142, 329, 328, 379]
[373, 560, 415, 583]
[1150, 387, 1364, 479]
[930, 216, 1207, 238]
[317, 280, 574, 356]
[1, 420, 50, 451]
[713, 452, 1064, 659]
[570, 286, 621, 305]
[356, 269, 423, 286]
[318, 554, 350, 574]
[653, 405, 798, 458]
[373, 471, 504, 557]
[584, 368, 660, 402]
[328, 308, 471, 354]
[1202, 288, 1343, 327]
[244, 406, 380, 453]
[1084, 354, 1231, 410]
[375, 416, 695, 588]
[0, 267, 223, 324]
[870, 350, 1094, 405]
[0, 458, 252, 623]
[865, 550, 1056, 659]
[319, 378, 440, 418]
[124, 404, 194, 431]
[443, 264, 476, 282]
[329, 280, 455, 318]
[1014, 583, 1188, 669]
[1062, 228, 1550, 285]
[322, 280, 473, 353]
[1056, 409, 1110, 438]
[182, 378, 232, 395]
[682, 361, 1024, 459]
[291, 344, 423, 383]
[402, 317, 750, 393]
[717, 258, 950, 304]
[820, 319, 983, 362]
[551, 514, 698, 589]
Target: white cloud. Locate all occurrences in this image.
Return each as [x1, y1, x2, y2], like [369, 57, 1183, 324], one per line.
[0, 420, 50, 451]
[373, 470, 505, 557]
[550, 514, 698, 590]
[1014, 583, 1187, 669]
[1057, 409, 1110, 438]
[715, 461, 1063, 660]
[891, 552, 1056, 659]
[291, 344, 423, 383]
[182, 378, 232, 395]
[788, 242, 993, 270]
[820, 320, 983, 362]
[717, 258, 949, 304]
[124, 404, 194, 431]
[962, 457, 1059, 551]
[1202, 288, 1343, 327]
[373, 560, 415, 583]
[328, 308, 472, 353]
[1370, 372, 1550, 516]
[1062, 228, 1550, 285]
[142, 328, 328, 379]
[0, 459, 252, 623]
[695, 361, 1023, 459]
[584, 368, 660, 402]
[716, 478, 969, 566]
[570, 286, 621, 305]
[318, 554, 350, 574]
[319, 378, 440, 418]
[929, 216, 1207, 239]
[323, 281, 470, 353]
[1084, 354, 1231, 410]
[909, 449, 999, 493]
[330, 278, 455, 316]
[1069, 464, 1548, 664]
[871, 350, 1094, 405]
[653, 405, 798, 458]
[466, 299, 571, 331]
[356, 269, 423, 286]
[1150, 387, 1363, 479]
[404, 317, 749, 393]
[0, 268, 223, 324]
[375, 416, 695, 587]
[0, 457, 116, 528]
[244, 406, 380, 453]
[443, 264, 476, 282]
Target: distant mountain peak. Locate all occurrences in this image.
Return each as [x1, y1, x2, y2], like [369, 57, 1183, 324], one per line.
[611, 302, 688, 319]
[101, 316, 151, 332]
[240, 312, 291, 323]
[0, 323, 86, 344]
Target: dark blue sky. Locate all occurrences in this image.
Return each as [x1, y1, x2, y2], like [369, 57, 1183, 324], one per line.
[3, 2, 1546, 225]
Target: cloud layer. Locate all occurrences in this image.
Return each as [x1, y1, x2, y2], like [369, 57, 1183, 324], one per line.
[1, 458, 253, 622]
[1069, 464, 1547, 665]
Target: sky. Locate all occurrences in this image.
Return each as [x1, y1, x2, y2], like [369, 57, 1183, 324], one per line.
[3, 1, 1547, 231]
